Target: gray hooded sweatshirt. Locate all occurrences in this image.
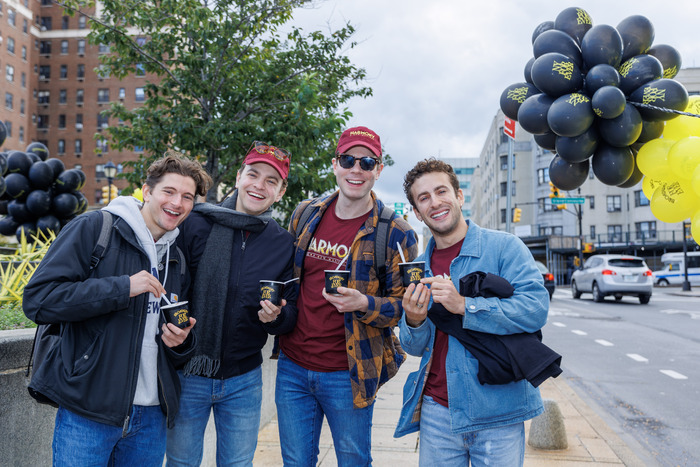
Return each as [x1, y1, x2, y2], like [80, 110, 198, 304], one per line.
[105, 196, 180, 406]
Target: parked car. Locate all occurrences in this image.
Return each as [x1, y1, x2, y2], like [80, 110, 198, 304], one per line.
[652, 251, 700, 286]
[535, 261, 555, 299]
[571, 254, 653, 304]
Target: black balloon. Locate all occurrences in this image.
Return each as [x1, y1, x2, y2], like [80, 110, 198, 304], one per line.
[592, 86, 626, 119]
[25, 142, 50, 161]
[6, 151, 32, 176]
[45, 158, 65, 179]
[547, 93, 595, 137]
[37, 215, 61, 236]
[500, 83, 541, 121]
[532, 20, 555, 44]
[598, 104, 643, 147]
[531, 53, 584, 97]
[26, 190, 52, 217]
[0, 198, 9, 215]
[534, 132, 557, 151]
[549, 155, 589, 191]
[524, 57, 535, 84]
[7, 200, 32, 223]
[533, 30, 582, 66]
[617, 15, 655, 62]
[0, 121, 6, 147]
[0, 152, 8, 176]
[618, 54, 663, 95]
[628, 78, 689, 121]
[54, 169, 82, 193]
[617, 159, 644, 187]
[74, 192, 89, 215]
[0, 216, 20, 236]
[592, 143, 635, 185]
[4, 173, 31, 199]
[0, 175, 5, 198]
[74, 169, 86, 191]
[584, 64, 621, 95]
[581, 24, 624, 69]
[16, 222, 38, 243]
[52, 193, 79, 217]
[636, 119, 665, 143]
[27, 152, 41, 164]
[28, 161, 55, 190]
[517, 93, 555, 135]
[647, 44, 682, 79]
[556, 126, 599, 163]
[554, 7, 593, 45]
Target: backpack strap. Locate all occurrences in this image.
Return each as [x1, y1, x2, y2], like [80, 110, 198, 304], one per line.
[90, 210, 113, 270]
[294, 199, 319, 240]
[375, 206, 395, 296]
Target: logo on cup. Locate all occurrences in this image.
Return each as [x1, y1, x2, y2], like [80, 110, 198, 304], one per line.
[261, 286, 275, 301]
[330, 276, 345, 288]
[173, 309, 189, 326]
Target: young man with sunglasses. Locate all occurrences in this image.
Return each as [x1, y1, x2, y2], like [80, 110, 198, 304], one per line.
[276, 126, 418, 466]
[166, 142, 298, 466]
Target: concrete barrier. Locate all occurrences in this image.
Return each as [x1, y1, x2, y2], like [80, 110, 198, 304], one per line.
[0, 328, 278, 466]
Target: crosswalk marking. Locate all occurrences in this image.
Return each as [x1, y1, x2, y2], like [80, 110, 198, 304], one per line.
[572, 330, 587, 336]
[551, 322, 566, 327]
[626, 353, 648, 363]
[660, 370, 688, 380]
[595, 339, 614, 347]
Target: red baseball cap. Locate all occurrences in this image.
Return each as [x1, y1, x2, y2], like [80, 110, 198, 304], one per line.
[243, 141, 290, 179]
[336, 126, 382, 159]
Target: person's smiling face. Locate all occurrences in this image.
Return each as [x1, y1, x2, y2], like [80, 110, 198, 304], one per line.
[332, 145, 383, 204]
[234, 162, 286, 215]
[141, 173, 196, 240]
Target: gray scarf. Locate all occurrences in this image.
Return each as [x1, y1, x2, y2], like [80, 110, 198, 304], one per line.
[183, 190, 271, 377]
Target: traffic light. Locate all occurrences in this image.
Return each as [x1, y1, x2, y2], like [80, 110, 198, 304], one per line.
[557, 202, 566, 210]
[512, 207, 522, 223]
[548, 181, 559, 199]
[101, 185, 119, 204]
[583, 242, 594, 253]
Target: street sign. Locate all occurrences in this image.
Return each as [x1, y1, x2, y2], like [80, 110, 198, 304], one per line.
[504, 117, 516, 139]
[551, 197, 585, 205]
[393, 202, 405, 214]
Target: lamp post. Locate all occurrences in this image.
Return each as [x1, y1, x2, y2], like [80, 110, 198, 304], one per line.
[104, 160, 117, 204]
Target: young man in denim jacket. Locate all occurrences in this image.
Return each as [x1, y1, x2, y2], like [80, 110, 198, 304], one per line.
[395, 158, 549, 466]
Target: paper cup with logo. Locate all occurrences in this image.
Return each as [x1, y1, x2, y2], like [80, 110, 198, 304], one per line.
[161, 301, 190, 329]
[324, 270, 350, 295]
[399, 261, 425, 287]
[259, 280, 284, 306]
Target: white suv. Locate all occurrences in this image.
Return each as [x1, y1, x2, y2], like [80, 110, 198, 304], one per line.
[571, 254, 653, 304]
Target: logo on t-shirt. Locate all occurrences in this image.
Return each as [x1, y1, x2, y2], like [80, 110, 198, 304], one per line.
[307, 237, 350, 266]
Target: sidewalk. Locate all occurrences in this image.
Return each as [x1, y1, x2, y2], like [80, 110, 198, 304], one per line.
[252, 356, 646, 466]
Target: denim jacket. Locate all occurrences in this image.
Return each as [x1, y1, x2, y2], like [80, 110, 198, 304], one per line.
[394, 220, 548, 437]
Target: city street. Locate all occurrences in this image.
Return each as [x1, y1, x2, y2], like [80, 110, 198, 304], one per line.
[544, 287, 700, 467]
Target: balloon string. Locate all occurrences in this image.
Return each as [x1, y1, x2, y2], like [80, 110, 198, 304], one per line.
[627, 101, 700, 118]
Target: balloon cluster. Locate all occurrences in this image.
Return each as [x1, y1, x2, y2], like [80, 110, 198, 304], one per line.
[500, 7, 700, 244]
[0, 123, 88, 242]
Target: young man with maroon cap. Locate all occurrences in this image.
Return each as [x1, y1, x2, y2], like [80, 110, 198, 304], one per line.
[276, 126, 418, 466]
[166, 142, 298, 466]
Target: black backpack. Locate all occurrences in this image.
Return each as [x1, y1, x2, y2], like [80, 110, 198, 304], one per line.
[294, 197, 396, 295]
[25, 211, 186, 406]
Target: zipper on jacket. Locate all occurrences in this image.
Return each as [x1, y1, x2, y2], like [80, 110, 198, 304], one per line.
[221, 230, 248, 364]
[122, 414, 130, 438]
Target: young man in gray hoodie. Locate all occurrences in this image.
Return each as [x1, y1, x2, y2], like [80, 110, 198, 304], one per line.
[23, 153, 212, 466]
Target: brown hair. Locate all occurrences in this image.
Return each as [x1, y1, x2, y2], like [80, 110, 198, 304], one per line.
[145, 150, 212, 197]
[403, 158, 460, 208]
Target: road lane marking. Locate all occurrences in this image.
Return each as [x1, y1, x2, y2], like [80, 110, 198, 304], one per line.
[659, 370, 688, 380]
[551, 322, 566, 327]
[572, 330, 587, 336]
[595, 339, 614, 347]
[626, 353, 648, 363]
[660, 309, 700, 320]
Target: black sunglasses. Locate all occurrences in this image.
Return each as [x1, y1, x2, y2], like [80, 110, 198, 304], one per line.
[337, 154, 379, 171]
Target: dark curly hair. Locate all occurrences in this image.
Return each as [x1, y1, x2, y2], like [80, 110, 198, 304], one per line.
[403, 158, 460, 208]
[145, 150, 212, 197]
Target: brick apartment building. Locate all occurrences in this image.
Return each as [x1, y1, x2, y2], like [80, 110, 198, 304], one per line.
[1, 0, 148, 205]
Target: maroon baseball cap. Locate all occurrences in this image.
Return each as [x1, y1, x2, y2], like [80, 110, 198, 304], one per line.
[336, 126, 382, 159]
[243, 141, 290, 179]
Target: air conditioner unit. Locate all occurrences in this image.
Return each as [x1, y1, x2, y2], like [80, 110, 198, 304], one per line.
[76, 123, 83, 130]
[101, 123, 108, 129]
[39, 75, 46, 80]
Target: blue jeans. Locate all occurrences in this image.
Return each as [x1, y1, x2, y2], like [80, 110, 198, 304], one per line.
[166, 366, 263, 466]
[52, 405, 166, 467]
[419, 395, 525, 467]
[275, 352, 374, 467]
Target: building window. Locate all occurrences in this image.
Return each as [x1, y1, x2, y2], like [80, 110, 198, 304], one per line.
[97, 88, 110, 103]
[21, 45, 27, 60]
[78, 16, 86, 29]
[136, 37, 147, 46]
[96, 139, 108, 153]
[635, 221, 657, 240]
[77, 64, 85, 79]
[119, 87, 126, 99]
[8, 37, 16, 54]
[37, 115, 49, 129]
[39, 40, 50, 54]
[6, 64, 14, 82]
[135, 87, 145, 102]
[59, 89, 67, 104]
[606, 195, 621, 212]
[39, 65, 51, 80]
[40, 16, 51, 30]
[634, 190, 650, 207]
[60, 64, 67, 79]
[590, 225, 596, 241]
[23, 18, 28, 33]
[97, 65, 110, 79]
[76, 89, 84, 105]
[97, 112, 109, 129]
[19, 126, 24, 143]
[61, 16, 69, 29]
[58, 114, 66, 129]
[61, 40, 68, 54]
[38, 90, 50, 104]
[99, 43, 110, 53]
[4, 121, 11, 137]
[75, 139, 82, 154]
[75, 113, 83, 131]
[5, 92, 13, 110]
[607, 225, 622, 242]
[41, 0, 52, 5]
[21, 72, 26, 88]
[20, 99, 25, 114]
[539, 226, 563, 236]
[500, 209, 506, 224]
[77, 39, 86, 55]
[58, 139, 65, 154]
[135, 63, 145, 76]
[588, 196, 595, 209]
[8, 9, 16, 26]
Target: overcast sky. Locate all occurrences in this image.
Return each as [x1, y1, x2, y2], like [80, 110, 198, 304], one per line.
[291, 0, 700, 230]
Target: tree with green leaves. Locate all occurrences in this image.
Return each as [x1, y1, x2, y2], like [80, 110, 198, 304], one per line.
[57, 0, 378, 222]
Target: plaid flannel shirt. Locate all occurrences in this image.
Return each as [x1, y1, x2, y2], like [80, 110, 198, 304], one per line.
[287, 191, 419, 408]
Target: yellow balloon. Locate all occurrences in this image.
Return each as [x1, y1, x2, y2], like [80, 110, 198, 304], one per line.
[663, 96, 700, 140]
[132, 188, 143, 202]
[650, 180, 699, 224]
[693, 165, 700, 197]
[692, 209, 700, 245]
[636, 138, 676, 181]
[668, 136, 700, 181]
[642, 176, 667, 200]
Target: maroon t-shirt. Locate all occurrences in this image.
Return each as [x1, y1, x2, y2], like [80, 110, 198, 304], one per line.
[280, 199, 370, 371]
[424, 239, 464, 408]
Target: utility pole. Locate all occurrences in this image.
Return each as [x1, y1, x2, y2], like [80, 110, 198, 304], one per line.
[682, 221, 692, 291]
[577, 188, 584, 267]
